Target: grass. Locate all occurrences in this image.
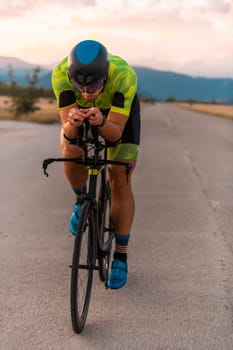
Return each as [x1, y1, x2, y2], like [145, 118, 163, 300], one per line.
[176, 102, 233, 120]
[0, 96, 59, 124]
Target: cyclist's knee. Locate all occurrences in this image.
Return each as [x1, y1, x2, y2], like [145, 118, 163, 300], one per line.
[108, 160, 136, 190]
[62, 144, 78, 158]
[61, 138, 83, 158]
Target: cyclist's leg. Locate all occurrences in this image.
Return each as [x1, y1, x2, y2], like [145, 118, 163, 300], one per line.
[107, 153, 137, 289]
[108, 157, 136, 236]
[107, 94, 140, 288]
[60, 128, 87, 235]
[60, 128, 87, 189]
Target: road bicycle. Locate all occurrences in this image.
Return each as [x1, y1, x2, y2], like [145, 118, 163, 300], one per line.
[42, 123, 131, 333]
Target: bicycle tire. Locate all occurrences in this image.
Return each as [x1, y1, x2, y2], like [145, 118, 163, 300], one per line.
[70, 201, 96, 333]
[97, 170, 114, 284]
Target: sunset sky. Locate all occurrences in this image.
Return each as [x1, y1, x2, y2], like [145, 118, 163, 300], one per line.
[1, 0, 233, 77]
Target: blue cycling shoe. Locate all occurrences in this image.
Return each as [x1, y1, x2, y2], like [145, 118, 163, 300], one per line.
[108, 260, 128, 289]
[69, 202, 82, 236]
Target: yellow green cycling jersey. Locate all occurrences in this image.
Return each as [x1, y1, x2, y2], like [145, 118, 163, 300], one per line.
[52, 53, 137, 117]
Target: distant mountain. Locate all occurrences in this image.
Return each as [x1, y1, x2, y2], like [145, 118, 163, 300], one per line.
[0, 56, 233, 103]
[0, 56, 51, 86]
[0, 56, 36, 69]
[0, 56, 52, 69]
[134, 67, 233, 104]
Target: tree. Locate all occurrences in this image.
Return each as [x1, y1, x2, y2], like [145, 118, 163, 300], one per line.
[166, 97, 176, 102]
[8, 64, 18, 100]
[8, 65, 41, 117]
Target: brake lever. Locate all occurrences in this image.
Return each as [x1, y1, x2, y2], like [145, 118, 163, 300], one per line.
[42, 158, 54, 177]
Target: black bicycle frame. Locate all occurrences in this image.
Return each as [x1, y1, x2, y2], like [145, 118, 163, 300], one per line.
[42, 126, 132, 251]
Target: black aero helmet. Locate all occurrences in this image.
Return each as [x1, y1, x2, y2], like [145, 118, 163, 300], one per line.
[68, 40, 109, 86]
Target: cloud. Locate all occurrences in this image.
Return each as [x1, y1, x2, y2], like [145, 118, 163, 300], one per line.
[0, 0, 232, 76]
[0, 0, 95, 17]
[206, 0, 232, 13]
[1, 0, 232, 23]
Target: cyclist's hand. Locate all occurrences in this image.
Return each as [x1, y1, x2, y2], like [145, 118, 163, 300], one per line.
[83, 107, 104, 126]
[68, 107, 86, 127]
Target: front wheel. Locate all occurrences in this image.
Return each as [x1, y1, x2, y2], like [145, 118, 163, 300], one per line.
[70, 201, 96, 334]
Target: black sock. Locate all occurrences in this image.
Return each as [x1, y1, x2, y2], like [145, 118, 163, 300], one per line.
[114, 251, 127, 262]
[114, 234, 130, 263]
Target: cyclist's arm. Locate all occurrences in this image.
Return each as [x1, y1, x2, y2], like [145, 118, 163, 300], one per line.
[59, 105, 84, 139]
[60, 105, 127, 142]
[98, 111, 127, 142]
[98, 69, 137, 142]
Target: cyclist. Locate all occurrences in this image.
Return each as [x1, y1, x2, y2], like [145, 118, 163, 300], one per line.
[52, 39, 140, 289]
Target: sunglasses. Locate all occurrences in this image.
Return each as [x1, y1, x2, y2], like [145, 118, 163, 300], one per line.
[71, 78, 105, 94]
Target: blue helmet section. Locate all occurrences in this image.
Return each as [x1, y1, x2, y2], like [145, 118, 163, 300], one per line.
[75, 40, 100, 65]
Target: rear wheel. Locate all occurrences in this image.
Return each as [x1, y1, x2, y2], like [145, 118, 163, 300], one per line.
[97, 171, 114, 284]
[70, 202, 96, 333]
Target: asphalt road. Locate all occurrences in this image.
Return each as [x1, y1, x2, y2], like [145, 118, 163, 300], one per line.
[1, 103, 233, 350]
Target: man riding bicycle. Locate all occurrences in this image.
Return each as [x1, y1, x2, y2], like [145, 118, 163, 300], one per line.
[52, 39, 141, 289]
